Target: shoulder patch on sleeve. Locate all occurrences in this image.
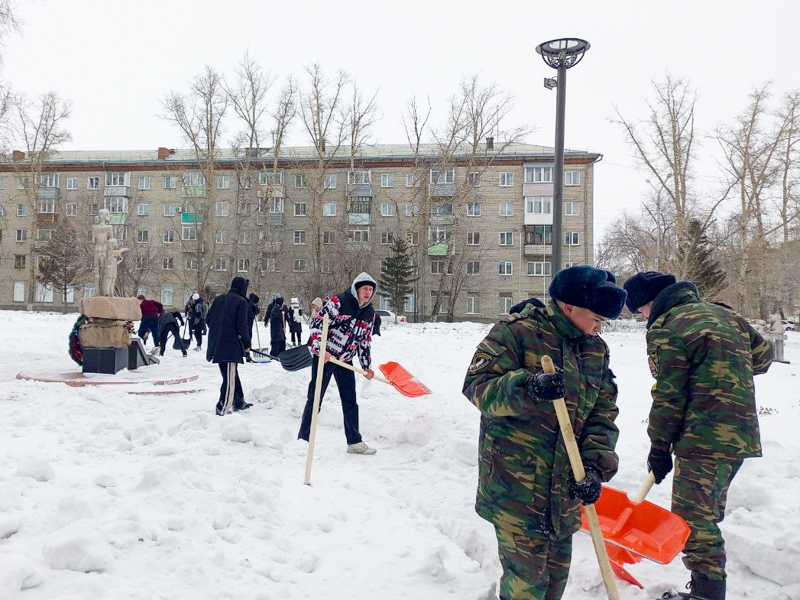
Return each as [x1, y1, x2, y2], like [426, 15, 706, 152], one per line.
[468, 351, 493, 374]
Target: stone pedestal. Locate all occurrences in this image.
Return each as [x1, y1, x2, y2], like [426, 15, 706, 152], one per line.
[82, 347, 128, 375]
[765, 333, 789, 364]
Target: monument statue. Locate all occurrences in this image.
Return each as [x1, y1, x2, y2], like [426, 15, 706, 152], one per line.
[91, 208, 114, 296]
[101, 238, 128, 296]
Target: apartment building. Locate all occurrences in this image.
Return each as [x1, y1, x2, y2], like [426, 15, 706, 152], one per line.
[0, 142, 600, 321]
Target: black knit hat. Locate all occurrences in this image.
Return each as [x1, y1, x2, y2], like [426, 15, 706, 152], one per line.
[623, 271, 677, 314]
[548, 265, 627, 319]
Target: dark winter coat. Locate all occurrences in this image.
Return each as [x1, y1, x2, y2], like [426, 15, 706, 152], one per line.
[308, 272, 376, 368]
[206, 277, 252, 364]
[645, 282, 774, 459]
[264, 301, 274, 325]
[157, 311, 184, 337]
[140, 299, 163, 319]
[247, 293, 260, 333]
[185, 299, 207, 326]
[288, 306, 303, 333]
[270, 301, 286, 342]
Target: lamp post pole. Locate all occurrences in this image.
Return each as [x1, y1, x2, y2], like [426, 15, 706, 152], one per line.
[536, 38, 590, 278]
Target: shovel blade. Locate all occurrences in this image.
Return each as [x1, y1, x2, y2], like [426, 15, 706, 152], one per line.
[581, 485, 690, 564]
[379, 361, 432, 398]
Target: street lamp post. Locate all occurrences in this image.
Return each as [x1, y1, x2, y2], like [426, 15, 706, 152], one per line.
[536, 38, 590, 277]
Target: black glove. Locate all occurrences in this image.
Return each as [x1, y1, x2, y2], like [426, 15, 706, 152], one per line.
[647, 445, 673, 484]
[568, 467, 602, 505]
[526, 369, 565, 403]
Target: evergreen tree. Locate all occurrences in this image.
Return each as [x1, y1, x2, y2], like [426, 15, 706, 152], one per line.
[378, 237, 418, 320]
[681, 219, 726, 299]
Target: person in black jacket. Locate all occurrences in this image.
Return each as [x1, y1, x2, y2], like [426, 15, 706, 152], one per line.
[206, 276, 253, 416]
[245, 293, 260, 362]
[157, 311, 187, 357]
[269, 296, 287, 357]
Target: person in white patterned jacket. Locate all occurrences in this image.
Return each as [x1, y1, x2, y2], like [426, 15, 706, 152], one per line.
[297, 272, 378, 455]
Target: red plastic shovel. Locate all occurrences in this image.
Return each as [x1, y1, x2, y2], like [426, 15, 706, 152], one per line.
[329, 357, 432, 398]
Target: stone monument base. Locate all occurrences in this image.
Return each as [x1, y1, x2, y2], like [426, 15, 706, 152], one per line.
[82, 347, 128, 375]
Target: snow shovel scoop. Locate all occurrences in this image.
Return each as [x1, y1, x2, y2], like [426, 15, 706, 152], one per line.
[328, 357, 432, 398]
[541, 355, 620, 600]
[580, 472, 690, 589]
[251, 346, 313, 371]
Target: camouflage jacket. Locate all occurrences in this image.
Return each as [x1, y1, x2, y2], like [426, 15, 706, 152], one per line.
[462, 302, 619, 538]
[646, 283, 773, 459]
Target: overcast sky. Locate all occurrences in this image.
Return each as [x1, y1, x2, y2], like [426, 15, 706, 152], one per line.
[3, 0, 799, 244]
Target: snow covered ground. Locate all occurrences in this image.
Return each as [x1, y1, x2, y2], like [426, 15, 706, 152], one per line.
[0, 310, 798, 600]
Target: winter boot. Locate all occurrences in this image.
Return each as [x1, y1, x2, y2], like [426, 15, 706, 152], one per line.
[347, 441, 377, 455]
[233, 400, 253, 412]
[659, 574, 725, 600]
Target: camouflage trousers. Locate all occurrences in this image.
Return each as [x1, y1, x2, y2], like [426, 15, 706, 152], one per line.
[494, 526, 572, 600]
[672, 456, 743, 580]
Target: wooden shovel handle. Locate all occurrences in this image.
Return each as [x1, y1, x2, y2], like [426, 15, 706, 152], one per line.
[328, 356, 391, 385]
[631, 472, 656, 505]
[541, 355, 620, 600]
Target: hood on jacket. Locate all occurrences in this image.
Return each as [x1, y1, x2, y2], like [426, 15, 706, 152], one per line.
[274, 296, 284, 306]
[230, 276, 249, 297]
[350, 272, 378, 307]
[249, 293, 260, 304]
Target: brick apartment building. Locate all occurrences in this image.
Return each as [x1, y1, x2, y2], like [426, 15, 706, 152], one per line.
[0, 142, 600, 321]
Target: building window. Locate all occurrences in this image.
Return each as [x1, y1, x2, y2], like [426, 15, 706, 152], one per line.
[136, 229, 149, 244]
[348, 229, 370, 243]
[113, 225, 127, 241]
[429, 291, 450, 314]
[499, 232, 514, 246]
[380, 202, 395, 217]
[182, 225, 197, 241]
[86, 176, 99, 190]
[527, 261, 552, 276]
[380, 231, 394, 245]
[185, 257, 198, 270]
[323, 174, 337, 189]
[162, 257, 174, 270]
[525, 166, 553, 183]
[237, 230, 251, 245]
[16, 229, 27, 242]
[216, 202, 230, 217]
[40, 173, 59, 188]
[17, 204, 28, 217]
[135, 256, 147, 269]
[163, 230, 175, 243]
[38, 199, 55, 214]
[237, 202, 252, 217]
[466, 294, 480, 314]
[466, 202, 481, 217]
[499, 292, 513, 313]
[260, 170, 283, 185]
[292, 230, 306, 245]
[565, 232, 580, 246]
[466, 261, 480, 275]
[0, 203, 4, 216]
[215, 230, 228, 244]
[66, 203, 78, 216]
[213, 257, 228, 271]
[349, 170, 371, 185]
[323, 231, 335, 245]
[37, 228, 52, 241]
[407, 231, 420, 246]
[294, 202, 307, 216]
[137, 203, 149, 216]
[429, 226, 449, 243]
[294, 174, 307, 188]
[0, 177, 4, 189]
[525, 196, 552, 214]
[217, 175, 230, 189]
[565, 202, 581, 216]
[565, 170, 580, 186]
[14, 254, 26, 268]
[499, 172, 514, 187]
[35, 282, 54, 304]
[164, 176, 177, 189]
[269, 197, 284, 214]
[430, 202, 453, 217]
[323, 202, 337, 217]
[430, 260, 452, 275]
[499, 202, 514, 216]
[499, 261, 513, 276]
[105, 172, 126, 186]
[106, 197, 127, 214]
[293, 258, 307, 272]
[381, 173, 394, 187]
[469, 172, 481, 187]
[237, 258, 250, 273]
[429, 167, 455, 185]
[89, 203, 99, 215]
[467, 232, 480, 246]
[261, 258, 275, 273]
[405, 202, 420, 217]
[67, 177, 78, 190]
[17, 177, 30, 190]
[164, 203, 176, 217]
[526, 225, 553, 245]
[161, 285, 173, 306]
[13, 281, 26, 301]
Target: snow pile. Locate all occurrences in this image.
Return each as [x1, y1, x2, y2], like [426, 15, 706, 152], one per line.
[0, 311, 798, 599]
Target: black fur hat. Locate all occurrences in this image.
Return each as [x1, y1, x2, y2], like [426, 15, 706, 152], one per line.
[548, 265, 627, 319]
[623, 271, 677, 314]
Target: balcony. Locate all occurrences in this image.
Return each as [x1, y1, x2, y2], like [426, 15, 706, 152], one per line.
[181, 240, 206, 253]
[347, 182, 372, 197]
[524, 244, 553, 256]
[347, 241, 372, 252]
[181, 213, 203, 224]
[103, 185, 131, 198]
[182, 185, 206, 198]
[429, 214, 454, 226]
[429, 182, 455, 197]
[109, 213, 128, 225]
[265, 183, 285, 198]
[268, 213, 283, 226]
[524, 211, 553, 226]
[34, 239, 49, 250]
[427, 242, 456, 256]
[262, 242, 282, 253]
[522, 182, 554, 197]
[348, 213, 371, 225]
[37, 187, 61, 200]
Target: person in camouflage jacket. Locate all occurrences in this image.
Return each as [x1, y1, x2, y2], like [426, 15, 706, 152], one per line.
[463, 266, 627, 600]
[624, 272, 774, 600]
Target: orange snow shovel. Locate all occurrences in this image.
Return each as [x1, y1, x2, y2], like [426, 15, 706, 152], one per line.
[329, 357, 432, 398]
[581, 472, 690, 589]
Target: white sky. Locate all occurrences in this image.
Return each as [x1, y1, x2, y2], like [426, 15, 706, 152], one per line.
[3, 0, 799, 244]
